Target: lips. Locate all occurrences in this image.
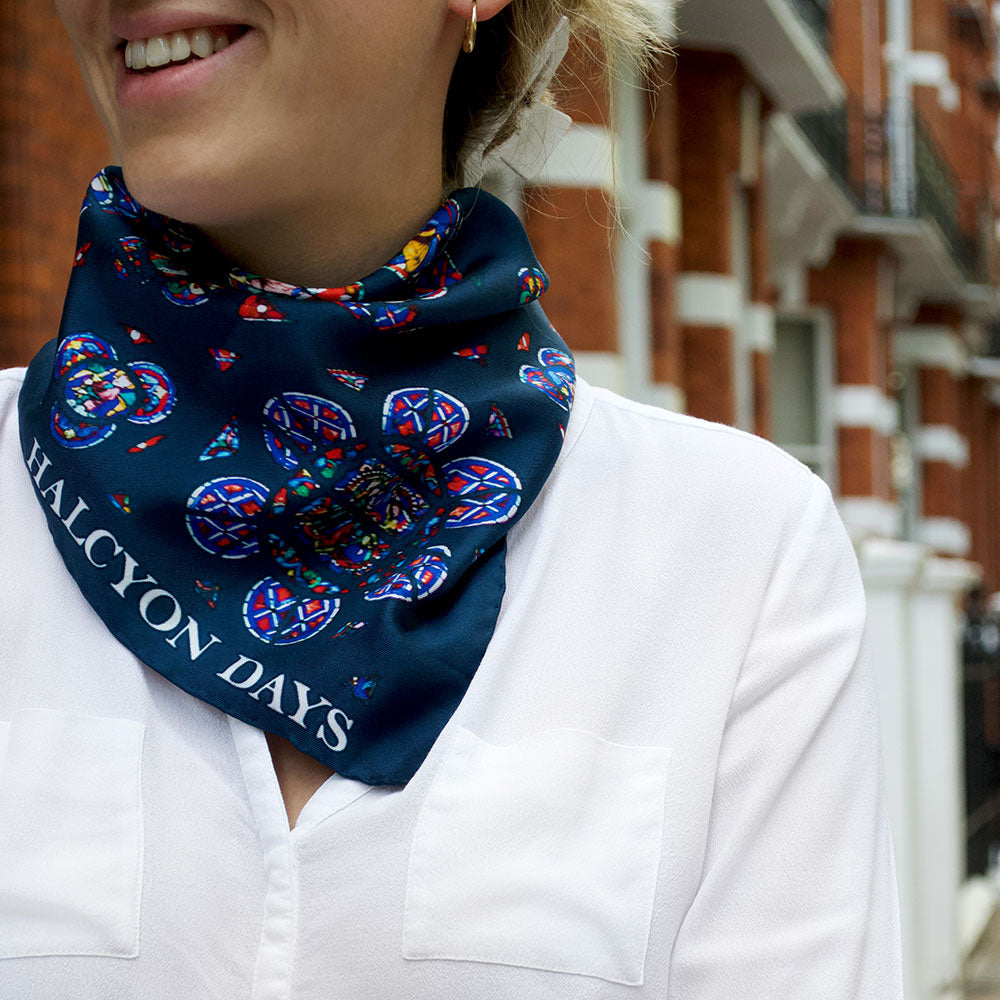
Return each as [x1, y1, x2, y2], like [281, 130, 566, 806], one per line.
[110, 8, 254, 46]
[113, 21, 259, 108]
[120, 24, 251, 73]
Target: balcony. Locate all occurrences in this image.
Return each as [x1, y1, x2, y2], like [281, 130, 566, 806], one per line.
[765, 106, 857, 278]
[793, 97, 999, 308]
[789, 0, 831, 53]
[675, 0, 843, 112]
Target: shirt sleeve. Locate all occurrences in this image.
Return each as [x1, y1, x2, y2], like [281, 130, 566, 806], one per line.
[667, 476, 905, 999]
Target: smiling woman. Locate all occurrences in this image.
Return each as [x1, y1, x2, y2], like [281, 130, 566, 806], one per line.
[0, 1, 904, 998]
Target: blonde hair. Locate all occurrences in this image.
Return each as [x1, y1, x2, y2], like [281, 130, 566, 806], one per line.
[443, 1, 674, 189]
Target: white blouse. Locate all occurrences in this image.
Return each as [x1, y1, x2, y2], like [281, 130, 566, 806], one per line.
[0, 366, 903, 998]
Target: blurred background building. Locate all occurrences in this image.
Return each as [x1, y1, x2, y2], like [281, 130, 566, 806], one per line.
[6, 0, 1000, 996]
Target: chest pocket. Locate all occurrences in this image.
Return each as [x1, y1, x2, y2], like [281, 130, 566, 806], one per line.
[0, 708, 144, 959]
[402, 726, 672, 986]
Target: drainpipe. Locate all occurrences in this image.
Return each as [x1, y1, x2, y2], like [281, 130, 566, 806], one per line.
[612, 61, 654, 403]
[885, 0, 916, 216]
[861, 0, 885, 210]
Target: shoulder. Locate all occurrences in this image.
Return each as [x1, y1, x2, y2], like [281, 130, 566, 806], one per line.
[560, 377, 831, 540]
[0, 367, 26, 441]
[0, 367, 30, 499]
[0, 366, 25, 397]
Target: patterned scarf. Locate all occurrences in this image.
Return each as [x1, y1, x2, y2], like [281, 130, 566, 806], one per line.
[17, 166, 575, 786]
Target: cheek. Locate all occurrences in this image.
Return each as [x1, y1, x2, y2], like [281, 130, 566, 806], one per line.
[265, 1, 441, 123]
[55, 0, 121, 138]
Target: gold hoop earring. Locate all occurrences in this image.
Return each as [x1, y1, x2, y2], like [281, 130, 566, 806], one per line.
[463, 1, 477, 53]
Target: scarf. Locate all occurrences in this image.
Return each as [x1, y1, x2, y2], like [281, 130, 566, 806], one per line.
[17, 166, 575, 786]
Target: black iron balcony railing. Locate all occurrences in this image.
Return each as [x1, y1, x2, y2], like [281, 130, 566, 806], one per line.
[912, 110, 968, 273]
[789, 0, 831, 52]
[794, 96, 984, 282]
[795, 102, 850, 196]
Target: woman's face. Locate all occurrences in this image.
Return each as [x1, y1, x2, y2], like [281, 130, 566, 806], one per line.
[54, 0, 478, 227]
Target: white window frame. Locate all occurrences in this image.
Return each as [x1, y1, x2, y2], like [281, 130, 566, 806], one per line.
[772, 306, 839, 491]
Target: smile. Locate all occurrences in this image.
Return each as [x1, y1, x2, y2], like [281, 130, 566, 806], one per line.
[121, 24, 251, 73]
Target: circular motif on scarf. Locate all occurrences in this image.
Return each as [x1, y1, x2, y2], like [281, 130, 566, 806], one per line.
[382, 388, 469, 452]
[517, 266, 549, 303]
[442, 457, 522, 528]
[365, 545, 451, 602]
[162, 279, 209, 307]
[62, 361, 139, 421]
[89, 170, 144, 218]
[49, 334, 179, 449]
[263, 393, 356, 470]
[56, 334, 114, 375]
[518, 347, 575, 411]
[186, 476, 269, 558]
[291, 495, 392, 573]
[129, 362, 176, 424]
[184, 386, 526, 642]
[50, 409, 117, 449]
[242, 577, 339, 645]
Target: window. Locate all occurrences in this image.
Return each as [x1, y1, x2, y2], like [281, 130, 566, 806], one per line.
[772, 310, 837, 487]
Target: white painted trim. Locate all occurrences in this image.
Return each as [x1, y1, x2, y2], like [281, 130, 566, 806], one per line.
[835, 497, 902, 539]
[676, 273, 740, 328]
[856, 537, 928, 588]
[969, 356, 1000, 380]
[536, 123, 615, 191]
[893, 327, 969, 374]
[739, 85, 762, 186]
[958, 877, 998, 959]
[572, 351, 624, 394]
[762, 0, 846, 107]
[741, 303, 775, 353]
[912, 425, 970, 468]
[612, 64, 653, 405]
[644, 382, 686, 413]
[774, 261, 808, 310]
[916, 554, 981, 592]
[636, 181, 681, 245]
[915, 517, 972, 556]
[832, 385, 899, 435]
[905, 50, 961, 111]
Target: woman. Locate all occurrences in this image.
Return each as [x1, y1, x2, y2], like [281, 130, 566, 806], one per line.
[0, 0, 903, 996]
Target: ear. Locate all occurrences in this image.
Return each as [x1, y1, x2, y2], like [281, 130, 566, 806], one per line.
[447, 0, 515, 22]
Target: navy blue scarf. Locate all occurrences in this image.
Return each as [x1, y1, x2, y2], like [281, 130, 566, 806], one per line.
[18, 167, 575, 785]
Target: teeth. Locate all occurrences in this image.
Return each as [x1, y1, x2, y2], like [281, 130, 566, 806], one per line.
[129, 39, 146, 70]
[124, 27, 238, 71]
[145, 36, 170, 67]
[168, 31, 191, 62]
[189, 29, 214, 58]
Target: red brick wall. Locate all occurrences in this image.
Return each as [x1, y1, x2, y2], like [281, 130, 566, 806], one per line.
[646, 54, 681, 391]
[674, 50, 759, 427]
[962, 377, 997, 589]
[522, 36, 617, 357]
[1, 4, 110, 369]
[676, 50, 746, 274]
[649, 241, 681, 387]
[810, 238, 891, 498]
[810, 238, 885, 384]
[682, 325, 735, 425]
[523, 186, 619, 353]
[948, 13, 999, 252]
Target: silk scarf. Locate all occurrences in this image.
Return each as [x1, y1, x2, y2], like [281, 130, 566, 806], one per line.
[18, 166, 575, 786]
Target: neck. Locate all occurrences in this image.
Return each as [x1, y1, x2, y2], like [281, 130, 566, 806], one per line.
[192, 154, 449, 290]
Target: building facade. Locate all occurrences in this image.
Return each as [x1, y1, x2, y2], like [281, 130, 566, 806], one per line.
[498, 2, 1000, 997]
[4, 2, 1000, 997]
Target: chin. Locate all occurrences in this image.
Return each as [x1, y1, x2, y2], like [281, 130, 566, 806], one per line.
[119, 140, 271, 227]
